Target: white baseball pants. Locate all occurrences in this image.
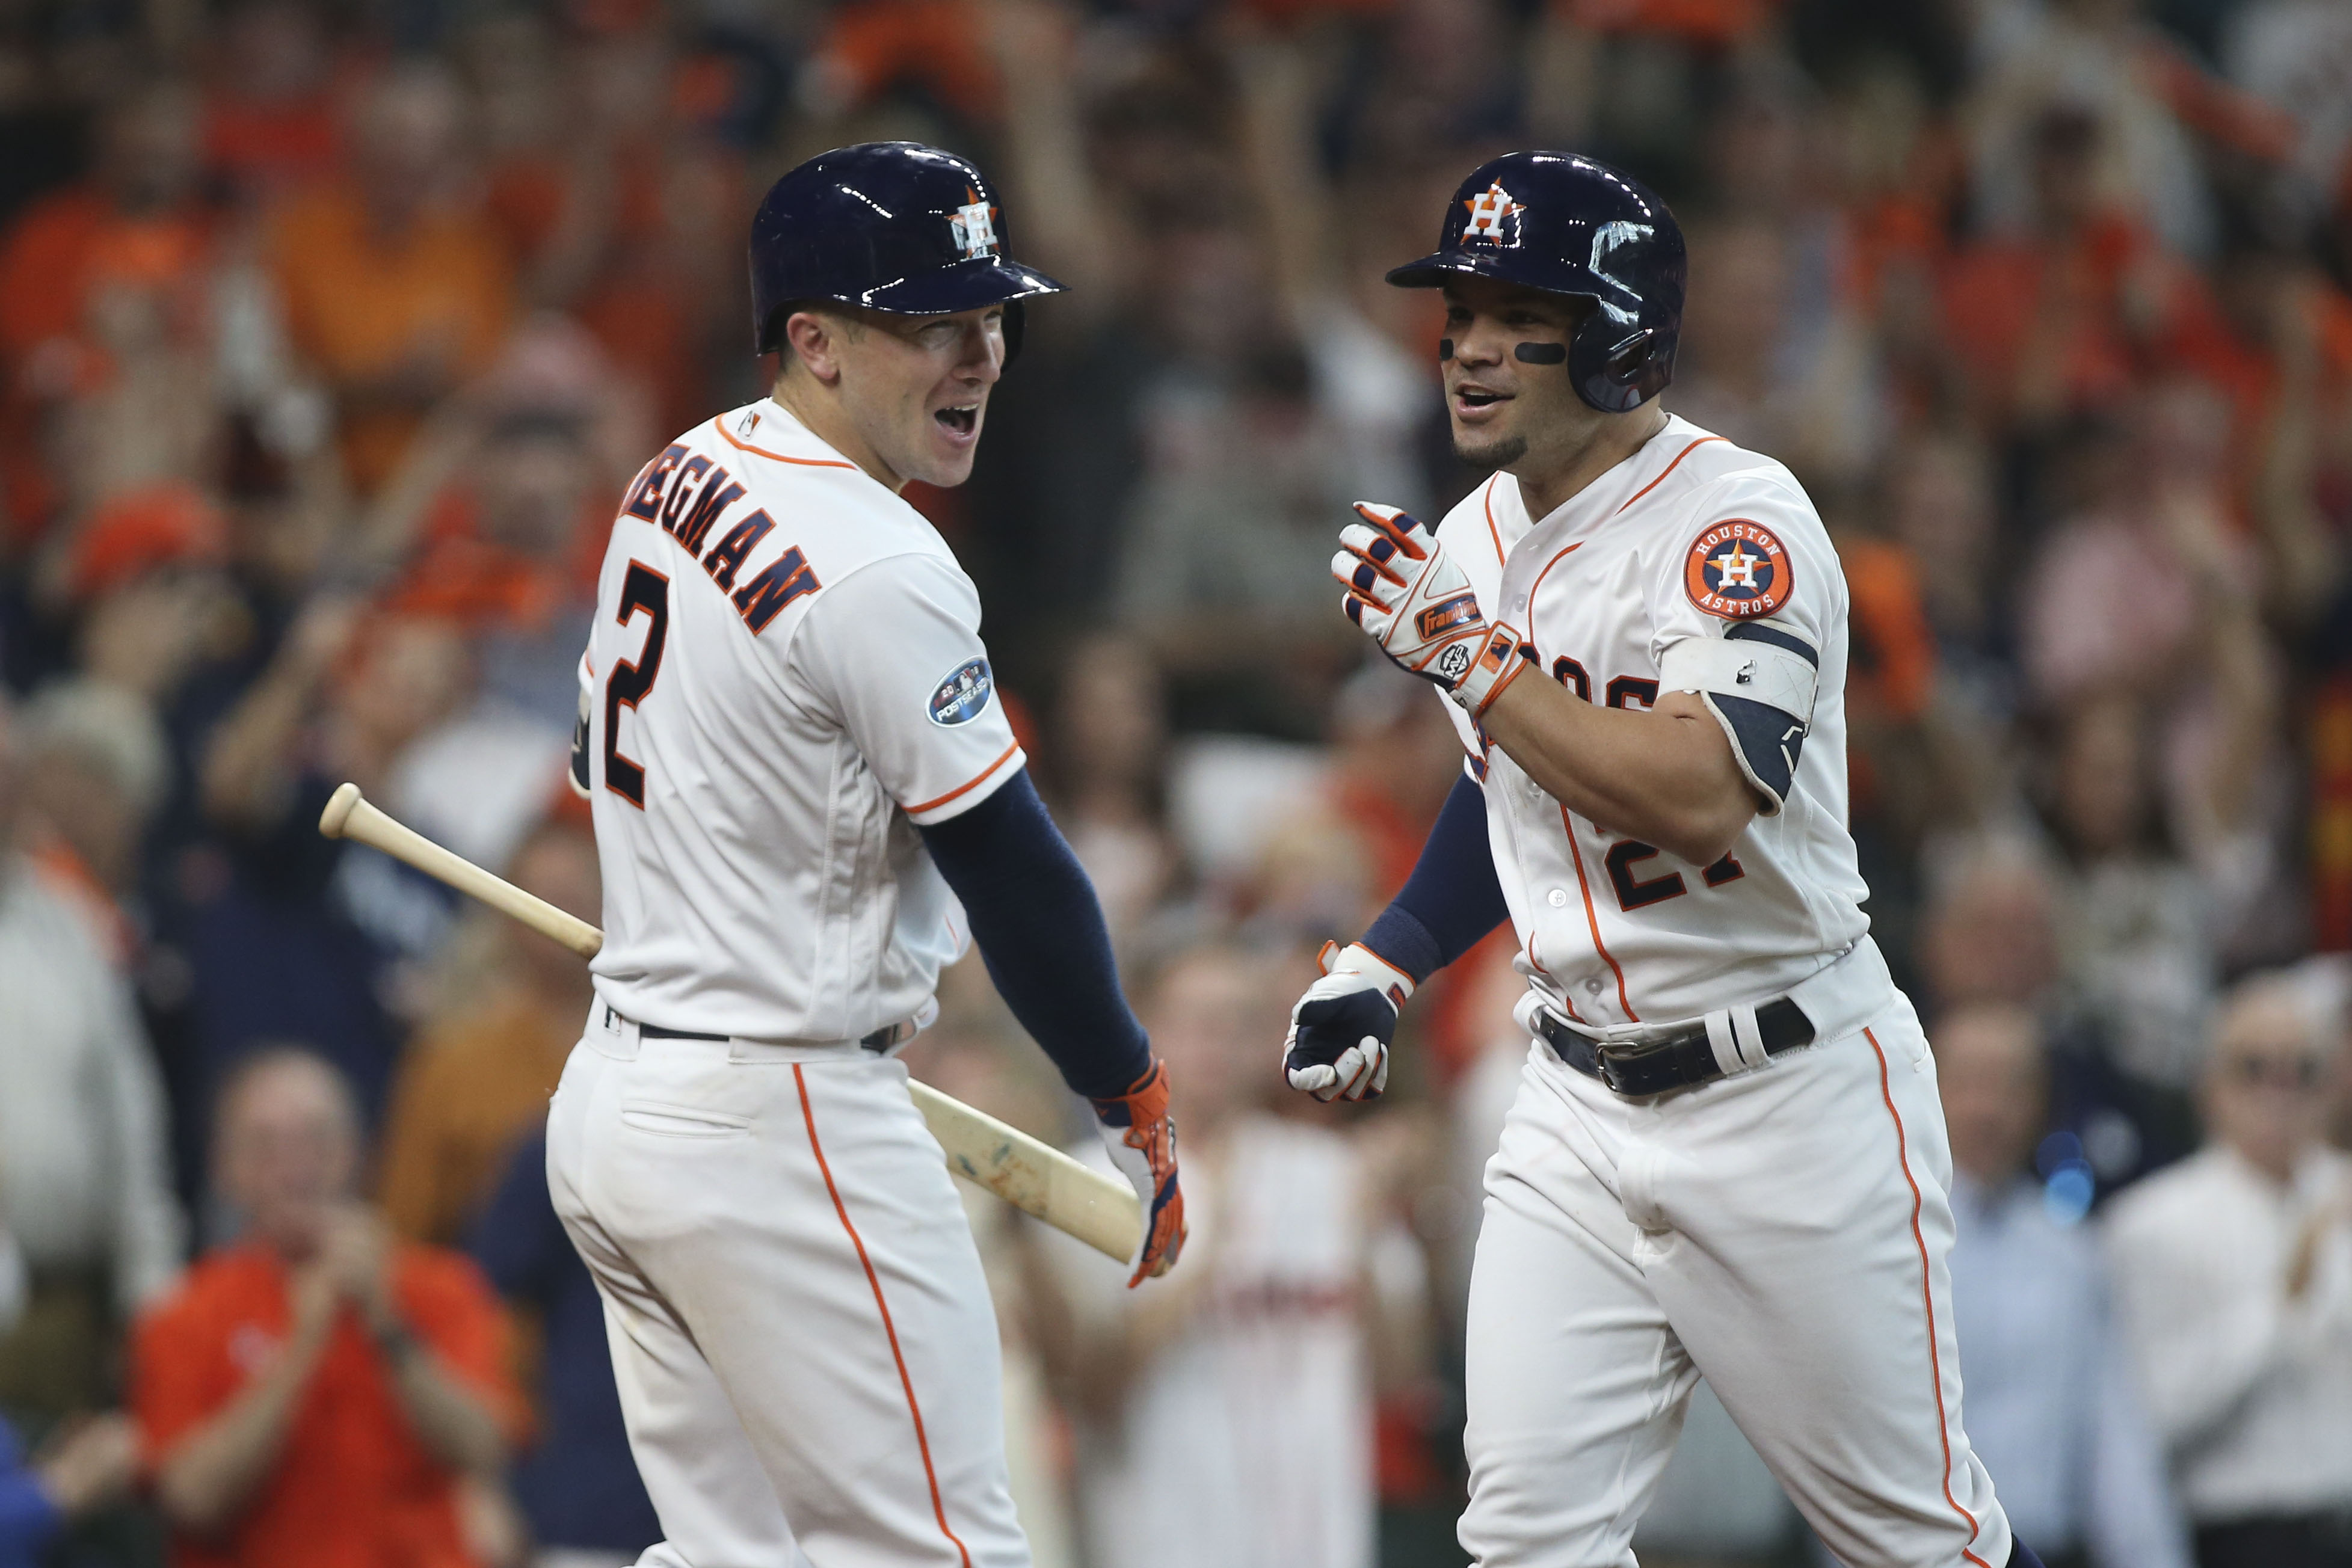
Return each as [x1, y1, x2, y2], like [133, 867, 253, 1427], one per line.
[546, 1013, 1030, 1568]
[1461, 991, 2014, 1568]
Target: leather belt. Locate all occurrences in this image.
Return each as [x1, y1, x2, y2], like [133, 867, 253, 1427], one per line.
[1536, 998, 1814, 1096]
[626, 1012, 906, 1052]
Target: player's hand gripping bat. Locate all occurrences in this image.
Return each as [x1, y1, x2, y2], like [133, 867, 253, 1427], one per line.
[319, 782, 1144, 1263]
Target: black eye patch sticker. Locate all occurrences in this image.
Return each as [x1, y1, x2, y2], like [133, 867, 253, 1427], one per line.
[1438, 339, 1455, 361]
[1514, 342, 1567, 364]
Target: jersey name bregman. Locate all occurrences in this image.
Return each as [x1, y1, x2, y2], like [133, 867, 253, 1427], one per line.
[621, 441, 823, 633]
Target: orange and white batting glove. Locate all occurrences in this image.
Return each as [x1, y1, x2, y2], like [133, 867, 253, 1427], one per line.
[1282, 939, 1413, 1102]
[1089, 1059, 1186, 1288]
[1335, 502, 1533, 718]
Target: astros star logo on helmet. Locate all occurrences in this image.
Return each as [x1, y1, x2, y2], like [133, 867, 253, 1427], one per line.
[949, 186, 1000, 260]
[1462, 182, 1525, 247]
[1683, 519, 1793, 620]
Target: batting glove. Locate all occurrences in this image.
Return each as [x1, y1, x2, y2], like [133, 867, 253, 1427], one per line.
[1089, 1059, 1187, 1288]
[1283, 940, 1415, 1102]
[1335, 503, 1533, 718]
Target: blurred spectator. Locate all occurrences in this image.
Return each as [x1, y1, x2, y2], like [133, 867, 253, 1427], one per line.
[0, 1412, 143, 1568]
[1935, 1003, 2194, 1568]
[200, 0, 345, 206]
[53, 484, 237, 719]
[368, 318, 647, 731]
[1966, 0, 2218, 254]
[1940, 105, 2196, 428]
[2104, 971, 2352, 1568]
[1030, 941, 1416, 1568]
[1041, 632, 1179, 941]
[192, 604, 470, 1137]
[135, 1048, 523, 1567]
[379, 817, 597, 1247]
[483, 31, 742, 441]
[467, 1125, 660, 1568]
[1249, 659, 1463, 941]
[1920, 835, 2194, 1196]
[0, 79, 211, 543]
[2222, 0, 2352, 211]
[1885, 433, 2007, 698]
[0, 1213, 143, 1563]
[2020, 388, 2283, 1087]
[0, 695, 185, 1426]
[265, 62, 513, 496]
[16, 675, 171, 959]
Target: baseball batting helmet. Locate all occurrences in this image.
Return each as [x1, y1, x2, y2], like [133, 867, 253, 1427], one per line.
[748, 141, 1065, 357]
[1388, 151, 1685, 414]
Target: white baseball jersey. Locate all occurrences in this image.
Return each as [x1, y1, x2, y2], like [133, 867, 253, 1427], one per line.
[1436, 414, 2016, 1568]
[578, 398, 1026, 1042]
[553, 396, 1035, 1568]
[1047, 1114, 1376, 1568]
[1430, 413, 1870, 1028]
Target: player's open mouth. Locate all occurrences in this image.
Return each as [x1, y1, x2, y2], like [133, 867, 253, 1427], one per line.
[935, 405, 978, 437]
[1454, 385, 1509, 419]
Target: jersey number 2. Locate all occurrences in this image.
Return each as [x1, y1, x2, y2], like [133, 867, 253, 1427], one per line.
[604, 561, 670, 807]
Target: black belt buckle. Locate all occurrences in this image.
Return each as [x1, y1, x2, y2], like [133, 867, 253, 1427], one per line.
[1538, 998, 1814, 1096]
[1590, 1035, 1678, 1096]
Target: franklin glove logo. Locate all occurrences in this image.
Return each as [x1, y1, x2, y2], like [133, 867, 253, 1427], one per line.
[1417, 592, 1482, 640]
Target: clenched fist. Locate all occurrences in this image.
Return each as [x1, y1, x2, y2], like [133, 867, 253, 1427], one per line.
[1335, 503, 1532, 716]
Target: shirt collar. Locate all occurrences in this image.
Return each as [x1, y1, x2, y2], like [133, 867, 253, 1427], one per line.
[1492, 412, 1715, 547]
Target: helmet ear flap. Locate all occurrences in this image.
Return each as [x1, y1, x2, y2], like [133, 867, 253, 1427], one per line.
[1003, 300, 1026, 364]
[1568, 322, 1674, 414]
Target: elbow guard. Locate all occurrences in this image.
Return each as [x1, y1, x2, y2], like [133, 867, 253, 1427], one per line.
[1658, 622, 1818, 816]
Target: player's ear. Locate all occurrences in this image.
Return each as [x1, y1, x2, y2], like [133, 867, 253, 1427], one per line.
[781, 308, 847, 386]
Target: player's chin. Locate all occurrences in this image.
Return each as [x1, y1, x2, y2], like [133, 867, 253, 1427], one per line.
[1452, 420, 1529, 470]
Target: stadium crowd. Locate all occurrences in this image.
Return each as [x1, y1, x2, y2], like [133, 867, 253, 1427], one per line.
[0, 0, 2350, 1563]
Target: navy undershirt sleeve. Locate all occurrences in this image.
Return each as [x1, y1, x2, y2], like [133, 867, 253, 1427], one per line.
[1360, 772, 1510, 984]
[917, 769, 1152, 1101]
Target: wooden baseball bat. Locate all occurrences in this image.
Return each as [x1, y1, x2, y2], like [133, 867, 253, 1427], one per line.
[319, 782, 1143, 1262]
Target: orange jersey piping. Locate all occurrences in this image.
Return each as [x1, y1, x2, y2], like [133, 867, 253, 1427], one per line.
[795, 1066, 975, 1568]
[904, 740, 1021, 817]
[1865, 1028, 1993, 1568]
[710, 418, 860, 469]
[1613, 435, 1725, 517]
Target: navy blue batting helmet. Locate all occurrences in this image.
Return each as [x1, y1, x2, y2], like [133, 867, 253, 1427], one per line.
[748, 141, 1065, 356]
[1388, 151, 1685, 414]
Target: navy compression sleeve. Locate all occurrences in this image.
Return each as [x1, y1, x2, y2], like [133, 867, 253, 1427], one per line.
[1359, 772, 1510, 983]
[917, 769, 1153, 1099]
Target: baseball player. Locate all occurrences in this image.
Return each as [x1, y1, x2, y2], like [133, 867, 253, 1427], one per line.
[1283, 152, 2048, 1568]
[546, 142, 1185, 1568]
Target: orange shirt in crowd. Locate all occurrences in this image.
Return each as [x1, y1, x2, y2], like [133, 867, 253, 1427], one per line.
[1939, 214, 2155, 417]
[266, 183, 513, 494]
[133, 1243, 524, 1568]
[0, 188, 212, 538]
[377, 989, 579, 1246]
[485, 143, 738, 437]
[1840, 534, 1941, 819]
[380, 482, 607, 635]
[1554, 0, 1779, 46]
[204, 90, 343, 200]
[813, 0, 1001, 124]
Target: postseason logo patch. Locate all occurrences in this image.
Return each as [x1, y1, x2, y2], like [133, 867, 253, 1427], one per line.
[928, 658, 995, 727]
[1684, 520, 1792, 620]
